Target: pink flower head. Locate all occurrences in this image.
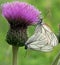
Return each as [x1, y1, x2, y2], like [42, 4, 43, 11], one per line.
[2, 1, 40, 27]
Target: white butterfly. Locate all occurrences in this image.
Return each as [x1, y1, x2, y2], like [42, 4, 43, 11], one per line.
[25, 20, 58, 52]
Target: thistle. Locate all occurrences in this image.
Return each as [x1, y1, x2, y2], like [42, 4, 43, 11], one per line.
[2, 1, 40, 65]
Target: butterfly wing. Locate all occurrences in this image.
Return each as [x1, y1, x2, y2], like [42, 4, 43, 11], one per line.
[25, 27, 50, 52]
[40, 45, 53, 52]
[25, 32, 53, 52]
[42, 24, 58, 46]
[27, 41, 46, 51]
[25, 23, 58, 52]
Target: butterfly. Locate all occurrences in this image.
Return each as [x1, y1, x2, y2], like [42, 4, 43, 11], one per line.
[25, 19, 58, 52]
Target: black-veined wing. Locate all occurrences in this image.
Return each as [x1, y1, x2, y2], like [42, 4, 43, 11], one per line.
[25, 23, 58, 52]
[42, 23, 58, 46]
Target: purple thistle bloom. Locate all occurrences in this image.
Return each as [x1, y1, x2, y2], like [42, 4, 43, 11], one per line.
[2, 1, 41, 46]
[2, 1, 40, 27]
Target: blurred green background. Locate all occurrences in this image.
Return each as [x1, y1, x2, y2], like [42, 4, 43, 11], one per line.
[0, 0, 60, 65]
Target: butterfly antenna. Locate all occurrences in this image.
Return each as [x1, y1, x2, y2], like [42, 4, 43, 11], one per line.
[38, 14, 43, 25]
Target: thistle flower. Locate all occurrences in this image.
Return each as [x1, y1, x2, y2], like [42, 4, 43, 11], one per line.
[2, 1, 40, 46]
[2, 2, 41, 65]
[2, 1, 40, 27]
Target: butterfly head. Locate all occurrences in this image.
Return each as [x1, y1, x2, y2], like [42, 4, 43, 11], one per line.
[37, 18, 43, 25]
[37, 14, 43, 25]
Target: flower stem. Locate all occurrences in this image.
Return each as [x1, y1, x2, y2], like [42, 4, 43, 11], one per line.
[51, 51, 60, 65]
[12, 46, 19, 65]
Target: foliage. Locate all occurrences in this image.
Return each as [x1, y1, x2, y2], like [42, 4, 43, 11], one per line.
[0, 0, 60, 65]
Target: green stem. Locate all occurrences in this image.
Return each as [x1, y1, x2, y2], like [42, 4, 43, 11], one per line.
[12, 46, 19, 65]
[51, 51, 60, 65]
